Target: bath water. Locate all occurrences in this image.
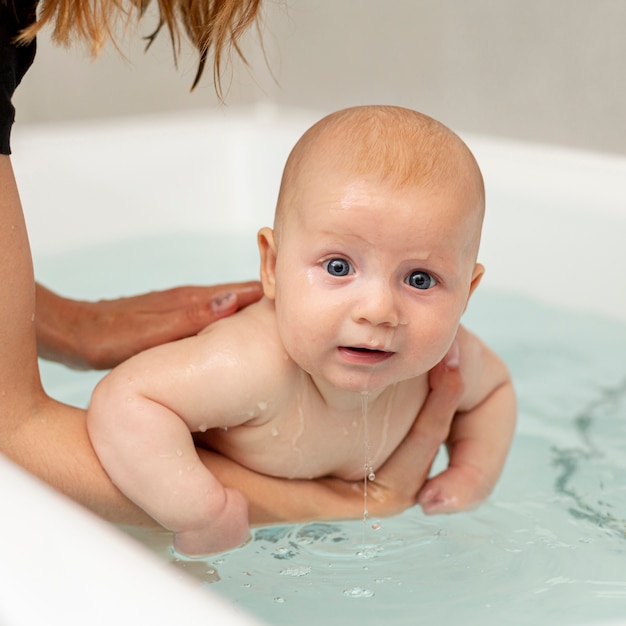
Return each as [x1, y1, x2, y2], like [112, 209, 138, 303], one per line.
[36, 234, 626, 626]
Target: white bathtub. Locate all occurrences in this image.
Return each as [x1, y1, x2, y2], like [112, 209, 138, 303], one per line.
[3, 105, 626, 625]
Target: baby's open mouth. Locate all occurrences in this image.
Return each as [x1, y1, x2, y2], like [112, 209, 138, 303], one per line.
[345, 347, 387, 354]
[338, 346, 395, 363]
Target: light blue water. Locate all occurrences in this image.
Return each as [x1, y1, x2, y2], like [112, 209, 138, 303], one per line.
[36, 234, 626, 626]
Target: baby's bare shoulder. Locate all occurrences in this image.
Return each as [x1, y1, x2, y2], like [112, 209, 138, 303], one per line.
[456, 324, 511, 411]
[198, 298, 296, 378]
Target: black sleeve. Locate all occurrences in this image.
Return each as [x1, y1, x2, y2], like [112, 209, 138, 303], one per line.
[0, 0, 38, 155]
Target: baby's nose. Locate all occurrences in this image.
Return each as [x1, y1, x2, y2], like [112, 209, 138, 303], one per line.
[353, 284, 401, 327]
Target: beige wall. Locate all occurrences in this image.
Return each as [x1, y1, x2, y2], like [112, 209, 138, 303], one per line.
[13, 0, 626, 155]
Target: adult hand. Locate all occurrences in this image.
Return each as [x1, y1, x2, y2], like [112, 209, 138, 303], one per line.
[365, 346, 463, 517]
[35, 281, 263, 370]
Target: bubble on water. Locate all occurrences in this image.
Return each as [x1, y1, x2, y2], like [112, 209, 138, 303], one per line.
[343, 586, 374, 598]
[280, 566, 311, 577]
[371, 522, 382, 531]
[356, 547, 377, 559]
[272, 546, 298, 560]
[273, 596, 286, 604]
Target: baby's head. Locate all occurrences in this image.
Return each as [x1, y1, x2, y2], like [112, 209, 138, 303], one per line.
[259, 106, 486, 393]
[273, 105, 485, 252]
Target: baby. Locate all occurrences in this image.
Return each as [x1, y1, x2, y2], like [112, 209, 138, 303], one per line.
[87, 106, 516, 556]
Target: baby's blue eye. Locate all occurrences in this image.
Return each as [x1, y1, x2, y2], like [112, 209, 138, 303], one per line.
[406, 270, 436, 290]
[324, 258, 352, 276]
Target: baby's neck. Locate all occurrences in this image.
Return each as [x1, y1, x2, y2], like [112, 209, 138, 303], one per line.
[307, 373, 397, 415]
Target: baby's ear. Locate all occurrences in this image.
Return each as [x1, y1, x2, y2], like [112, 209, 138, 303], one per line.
[464, 263, 485, 310]
[258, 227, 278, 299]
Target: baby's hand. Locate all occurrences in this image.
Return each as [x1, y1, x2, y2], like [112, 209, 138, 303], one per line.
[173, 487, 250, 557]
[416, 462, 493, 514]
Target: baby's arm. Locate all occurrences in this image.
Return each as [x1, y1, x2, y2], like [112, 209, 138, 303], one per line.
[417, 326, 516, 514]
[87, 330, 253, 556]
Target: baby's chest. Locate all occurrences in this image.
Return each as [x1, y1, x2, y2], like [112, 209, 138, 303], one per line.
[208, 394, 423, 481]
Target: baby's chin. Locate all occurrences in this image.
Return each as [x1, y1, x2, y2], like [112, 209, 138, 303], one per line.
[301, 354, 426, 398]
[317, 370, 402, 397]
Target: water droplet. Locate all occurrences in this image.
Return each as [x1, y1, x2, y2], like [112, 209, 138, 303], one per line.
[368, 471, 376, 481]
[271, 428, 279, 437]
[175, 448, 183, 457]
[371, 522, 381, 530]
[258, 401, 268, 411]
[198, 423, 208, 432]
[274, 596, 286, 604]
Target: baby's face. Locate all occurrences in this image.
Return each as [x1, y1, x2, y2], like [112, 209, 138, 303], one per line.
[262, 163, 484, 395]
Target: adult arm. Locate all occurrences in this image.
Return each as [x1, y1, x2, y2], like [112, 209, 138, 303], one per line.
[35, 281, 263, 370]
[0, 154, 151, 524]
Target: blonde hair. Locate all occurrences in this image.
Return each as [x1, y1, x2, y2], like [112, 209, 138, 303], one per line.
[275, 105, 485, 234]
[17, 0, 263, 94]
[285, 106, 483, 191]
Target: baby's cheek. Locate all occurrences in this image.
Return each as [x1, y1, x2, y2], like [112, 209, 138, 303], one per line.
[304, 267, 318, 286]
[411, 322, 458, 369]
[276, 302, 317, 357]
